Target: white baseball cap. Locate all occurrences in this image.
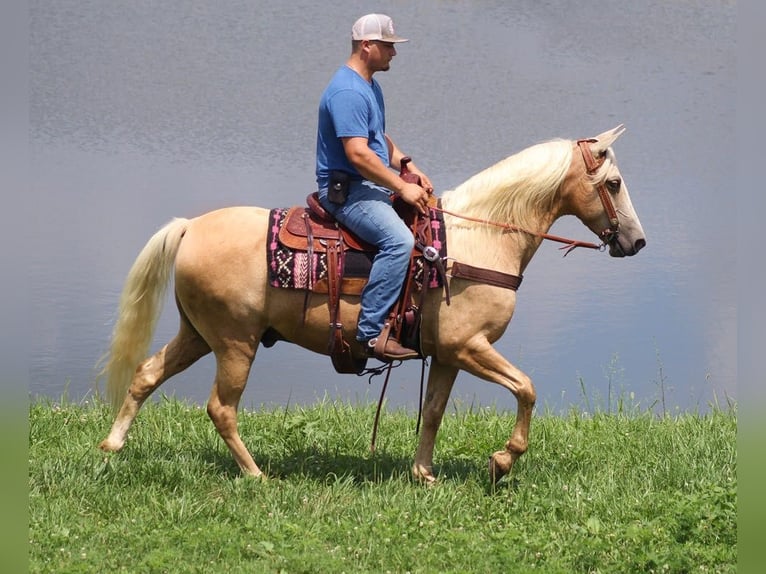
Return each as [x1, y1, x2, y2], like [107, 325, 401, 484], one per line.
[351, 14, 408, 43]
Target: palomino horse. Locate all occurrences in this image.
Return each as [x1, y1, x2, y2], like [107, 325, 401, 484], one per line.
[99, 125, 645, 484]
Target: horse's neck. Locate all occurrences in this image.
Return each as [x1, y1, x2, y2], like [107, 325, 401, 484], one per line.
[440, 194, 557, 276]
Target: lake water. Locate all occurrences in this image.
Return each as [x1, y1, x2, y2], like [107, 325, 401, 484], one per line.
[28, 0, 736, 413]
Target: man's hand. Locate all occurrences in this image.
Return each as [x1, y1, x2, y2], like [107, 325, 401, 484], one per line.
[396, 181, 430, 214]
[408, 167, 434, 195]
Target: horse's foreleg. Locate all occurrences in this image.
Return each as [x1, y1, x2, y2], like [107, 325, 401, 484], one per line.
[99, 324, 210, 452]
[206, 348, 262, 477]
[455, 339, 536, 484]
[412, 360, 459, 484]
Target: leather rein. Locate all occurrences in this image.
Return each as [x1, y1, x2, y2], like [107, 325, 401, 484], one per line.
[431, 139, 620, 255]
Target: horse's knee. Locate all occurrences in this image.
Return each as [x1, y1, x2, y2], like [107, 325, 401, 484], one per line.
[206, 400, 225, 431]
[514, 373, 537, 407]
[206, 399, 222, 420]
[421, 393, 448, 424]
[207, 399, 239, 434]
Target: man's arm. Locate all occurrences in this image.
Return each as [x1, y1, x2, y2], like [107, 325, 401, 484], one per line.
[342, 136, 429, 213]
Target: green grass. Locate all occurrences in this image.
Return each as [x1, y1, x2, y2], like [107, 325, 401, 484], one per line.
[29, 398, 736, 573]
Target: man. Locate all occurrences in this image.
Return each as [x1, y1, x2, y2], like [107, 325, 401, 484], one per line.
[316, 13, 433, 361]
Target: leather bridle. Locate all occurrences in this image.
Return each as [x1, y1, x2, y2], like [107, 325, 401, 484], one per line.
[577, 139, 620, 245]
[432, 140, 622, 255]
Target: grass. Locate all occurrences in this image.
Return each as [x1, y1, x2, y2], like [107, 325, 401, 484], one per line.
[29, 397, 736, 573]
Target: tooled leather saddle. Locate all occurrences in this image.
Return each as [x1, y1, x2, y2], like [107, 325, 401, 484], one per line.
[275, 192, 374, 296]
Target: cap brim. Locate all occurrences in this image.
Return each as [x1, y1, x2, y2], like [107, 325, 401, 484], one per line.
[354, 35, 409, 43]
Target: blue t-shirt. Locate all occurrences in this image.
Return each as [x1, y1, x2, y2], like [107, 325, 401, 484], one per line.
[315, 66, 388, 190]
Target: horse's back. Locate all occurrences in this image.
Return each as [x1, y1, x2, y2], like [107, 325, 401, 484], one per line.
[188, 205, 271, 235]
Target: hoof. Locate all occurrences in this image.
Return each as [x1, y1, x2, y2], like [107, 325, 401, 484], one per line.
[241, 471, 267, 481]
[98, 439, 123, 453]
[488, 450, 514, 484]
[239, 465, 266, 480]
[412, 464, 437, 486]
[419, 474, 437, 487]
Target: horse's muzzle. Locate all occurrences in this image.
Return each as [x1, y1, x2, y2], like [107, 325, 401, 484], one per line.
[609, 236, 646, 257]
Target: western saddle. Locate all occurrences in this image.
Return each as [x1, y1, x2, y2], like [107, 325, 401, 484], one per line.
[277, 158, 445, 374]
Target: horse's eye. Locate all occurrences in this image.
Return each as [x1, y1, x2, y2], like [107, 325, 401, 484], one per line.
[606, 179, 621, 193]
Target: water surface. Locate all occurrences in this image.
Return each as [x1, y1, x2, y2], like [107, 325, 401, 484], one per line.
[29, 0, 736, 412]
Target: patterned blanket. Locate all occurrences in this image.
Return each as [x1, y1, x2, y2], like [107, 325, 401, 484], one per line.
[267, 206, 447, 291]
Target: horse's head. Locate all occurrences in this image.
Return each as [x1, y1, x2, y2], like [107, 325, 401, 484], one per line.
[566, 125, 646, 257]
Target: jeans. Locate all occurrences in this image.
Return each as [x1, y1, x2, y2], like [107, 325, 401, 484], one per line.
[318, 180, 414, 342]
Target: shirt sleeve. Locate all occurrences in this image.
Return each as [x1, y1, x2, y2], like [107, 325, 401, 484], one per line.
[326, 89, 370, 139]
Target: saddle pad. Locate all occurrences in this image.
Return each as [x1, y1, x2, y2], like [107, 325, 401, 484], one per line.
[268, 208, 373, 291]
[267, 206, 447, 292]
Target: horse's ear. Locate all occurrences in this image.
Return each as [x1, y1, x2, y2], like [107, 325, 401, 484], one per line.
[591, 124, 626, 155]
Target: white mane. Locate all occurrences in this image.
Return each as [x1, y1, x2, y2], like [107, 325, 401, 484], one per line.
[441, 139, 575, 231]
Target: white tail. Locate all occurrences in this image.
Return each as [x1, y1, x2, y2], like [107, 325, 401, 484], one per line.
[98, 218, 189, 411]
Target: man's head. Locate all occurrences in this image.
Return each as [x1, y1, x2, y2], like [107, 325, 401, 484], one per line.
[350, 14, 407, 74]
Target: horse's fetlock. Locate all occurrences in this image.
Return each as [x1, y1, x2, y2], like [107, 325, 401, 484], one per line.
[505, 438, 528, 456]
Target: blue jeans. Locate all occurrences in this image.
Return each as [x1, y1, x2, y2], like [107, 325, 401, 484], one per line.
[318, 180, 414, 342]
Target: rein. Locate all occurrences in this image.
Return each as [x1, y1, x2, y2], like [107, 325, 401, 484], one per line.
[431, 139, 621, 255]
[431, 206, 602, 256]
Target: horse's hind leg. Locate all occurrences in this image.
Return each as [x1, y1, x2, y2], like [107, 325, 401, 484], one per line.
[99, 320, 211, 452]
[206, 347, 262, 477]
